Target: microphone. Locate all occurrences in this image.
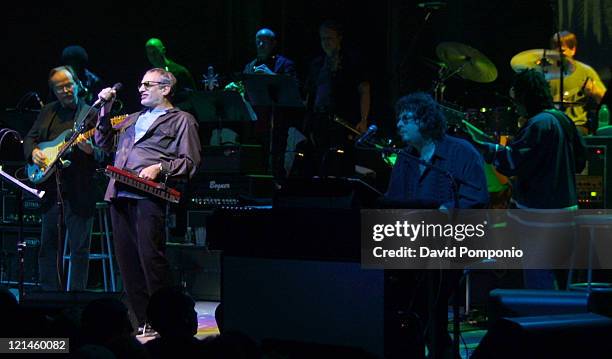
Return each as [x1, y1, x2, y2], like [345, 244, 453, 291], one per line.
[356, 124, 378, 146]
[203, 65, 219, 91]
[93, 82, 123, 107]
[417, 2, 446, 9]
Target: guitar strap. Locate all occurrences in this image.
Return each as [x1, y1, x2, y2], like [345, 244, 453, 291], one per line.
[44, 102, 83, 140]
[73, 102, 91, 130]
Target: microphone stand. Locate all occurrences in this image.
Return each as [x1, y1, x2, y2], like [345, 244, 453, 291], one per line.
[399, 3, 443, 92]
[548, 0, 566, 112]
[432, 60, 469, 103]
[555, 31, 566, 112]
[388, 145, 471, 358]
[45, 102, 99, 290]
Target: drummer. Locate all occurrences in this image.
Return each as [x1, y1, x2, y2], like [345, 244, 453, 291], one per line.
[548, 31, 607, 134]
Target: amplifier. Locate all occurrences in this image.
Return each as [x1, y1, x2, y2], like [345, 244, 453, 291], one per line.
[166, 245, 221, 301]
[199, 145, 264, 174]
[188, 174, 274, 209]
[0, 226, 40, 285]
[2, 185, 42, 226]
[577, 136, 612, 208]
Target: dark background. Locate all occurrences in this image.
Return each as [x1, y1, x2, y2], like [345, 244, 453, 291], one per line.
[4, 0, 608, 138]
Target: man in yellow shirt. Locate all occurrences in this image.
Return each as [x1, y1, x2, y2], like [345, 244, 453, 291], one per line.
[548, 31, 607, 134]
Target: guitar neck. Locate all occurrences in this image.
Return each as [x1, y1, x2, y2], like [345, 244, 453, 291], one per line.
[76, 127, 96, 143]
[72, 114, 128, 145]
[333, 116, 362, 136]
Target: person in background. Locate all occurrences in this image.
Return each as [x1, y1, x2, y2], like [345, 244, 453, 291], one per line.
[548, 30, 607, 134]
[242, 28, 298, 184]
[145, 38, 196, 102]
[304, 20, 371, 176]
[467, 69, 586, 290]
[61, 45, 103, 104]
[385, 92, 488, 359]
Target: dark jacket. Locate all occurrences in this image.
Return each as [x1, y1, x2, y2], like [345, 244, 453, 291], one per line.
[243, 54, 296, 78]
[23, 100, 102, 215]
[485, 109, 586, 209]
[386, 135, 490, 209]
[95, 107, 202, 201]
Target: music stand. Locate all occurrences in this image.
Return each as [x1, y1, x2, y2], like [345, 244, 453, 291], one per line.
[187, 90, 254, 123]
[182, 90, 255, 145]
[241, 74, 304, 179]
[241, 74, 304, 108]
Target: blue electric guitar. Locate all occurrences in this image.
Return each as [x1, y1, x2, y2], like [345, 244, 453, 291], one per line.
[26, 114, 127, 184]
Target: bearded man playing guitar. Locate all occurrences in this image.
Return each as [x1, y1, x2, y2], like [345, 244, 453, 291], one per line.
[23, 66, 104, 291]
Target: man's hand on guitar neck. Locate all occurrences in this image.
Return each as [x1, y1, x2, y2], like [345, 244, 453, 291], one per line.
[32, 148, 48, 168]
[463, 125, 499, 163]
[138, 163, 162, 181]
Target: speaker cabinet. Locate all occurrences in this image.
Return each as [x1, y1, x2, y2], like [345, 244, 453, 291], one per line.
[488, 289, 612, 324]
[0, 227, 40, 285]
[471, 312, 612, 359]
[221, 256, 384, 358]
[166, 246, 220, 301]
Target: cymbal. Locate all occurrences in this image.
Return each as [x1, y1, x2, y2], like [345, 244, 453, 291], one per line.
[510, 49, 575, 80]
[436, 42, 498, 83]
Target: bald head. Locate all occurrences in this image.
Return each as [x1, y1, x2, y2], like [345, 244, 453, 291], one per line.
[255, 28, 277, 60]
[146, 38, 165, 50]
[145, 38, 167, 67]
[256, 28, 276, 39]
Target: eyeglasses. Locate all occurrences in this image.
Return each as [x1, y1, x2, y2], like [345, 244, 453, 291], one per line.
[398, 112, 418, 124]
[138, 81, 170, 90]
[53, 83, 75, 93]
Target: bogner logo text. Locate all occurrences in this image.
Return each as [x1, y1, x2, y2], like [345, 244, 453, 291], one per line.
[209, 181, 231, 191]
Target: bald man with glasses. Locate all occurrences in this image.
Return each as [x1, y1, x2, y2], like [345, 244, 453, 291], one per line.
[95, 68, 201, 331]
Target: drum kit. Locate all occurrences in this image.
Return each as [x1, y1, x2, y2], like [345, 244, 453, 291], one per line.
[424, 42, 580, 205]
[428, 41, 581, 137]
